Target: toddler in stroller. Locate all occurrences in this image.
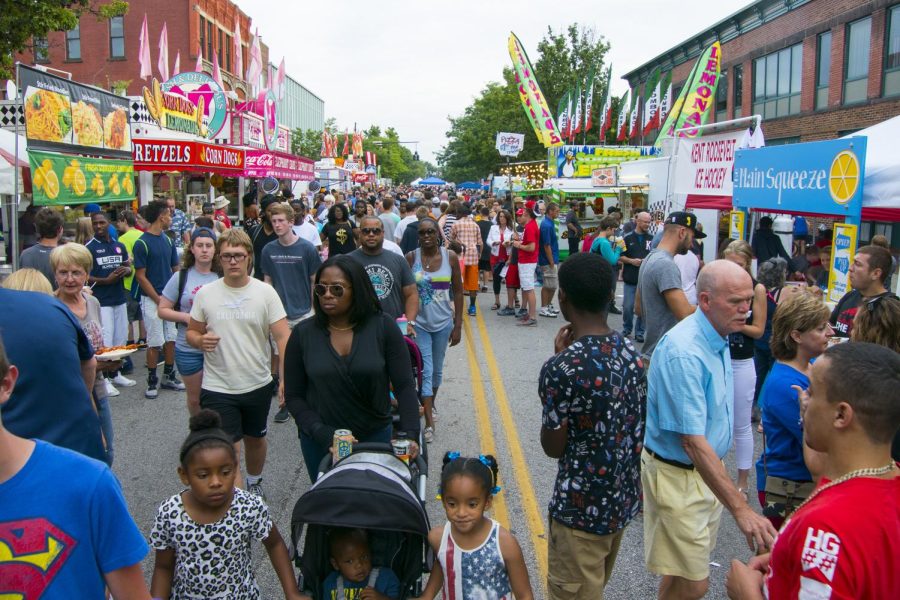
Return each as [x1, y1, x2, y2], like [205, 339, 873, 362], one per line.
[291, 443, 432, 600]
[324, 527, 400, 598]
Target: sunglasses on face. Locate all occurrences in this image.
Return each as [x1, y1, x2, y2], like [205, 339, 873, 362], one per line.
[360, 227, 382, 235]
[314, 283, 348, 297]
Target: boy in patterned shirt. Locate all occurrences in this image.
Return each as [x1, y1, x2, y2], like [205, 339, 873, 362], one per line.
[539, 252, 646, 600]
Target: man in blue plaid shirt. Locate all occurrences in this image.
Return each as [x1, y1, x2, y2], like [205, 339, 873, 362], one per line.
[165, 197, 191, 250]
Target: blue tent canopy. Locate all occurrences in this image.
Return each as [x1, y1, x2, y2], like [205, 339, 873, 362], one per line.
[417, 176, 446, 186]
[456, 181, 480, 189]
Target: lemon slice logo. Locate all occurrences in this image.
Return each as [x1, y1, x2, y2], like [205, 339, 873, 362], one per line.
[829, 150, 860, 205]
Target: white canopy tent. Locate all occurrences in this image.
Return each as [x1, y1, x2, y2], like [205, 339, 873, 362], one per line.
[842, 115, 900, 220]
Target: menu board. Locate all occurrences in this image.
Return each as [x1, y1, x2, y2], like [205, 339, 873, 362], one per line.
[18, 64, 132, 159]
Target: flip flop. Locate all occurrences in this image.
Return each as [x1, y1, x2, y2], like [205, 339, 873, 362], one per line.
[491, 303, 501, 310]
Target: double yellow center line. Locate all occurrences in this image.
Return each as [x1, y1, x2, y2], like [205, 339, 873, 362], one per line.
[461, 312, 548, 585]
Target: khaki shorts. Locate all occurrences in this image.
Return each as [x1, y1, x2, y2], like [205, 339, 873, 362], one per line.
[641, 449, 723, 581]
[547, 517, 624, 600]
[541, 264, 558, 289]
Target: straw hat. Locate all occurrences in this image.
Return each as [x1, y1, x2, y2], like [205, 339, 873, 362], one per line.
[213, 195, 230, 210]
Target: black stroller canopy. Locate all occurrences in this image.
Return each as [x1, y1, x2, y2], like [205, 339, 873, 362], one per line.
[292, 453, 430, 536]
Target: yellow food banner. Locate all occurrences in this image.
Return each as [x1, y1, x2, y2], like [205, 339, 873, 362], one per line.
[28, 150, 135, 206]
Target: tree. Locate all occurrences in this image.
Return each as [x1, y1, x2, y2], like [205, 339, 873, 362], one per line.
[438, 24, 611, 181]
[1, 1, 129, 80]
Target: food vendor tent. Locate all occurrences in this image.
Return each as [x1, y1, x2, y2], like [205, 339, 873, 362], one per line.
[841, 115, 900, 221]
[417, 176, 447, 186]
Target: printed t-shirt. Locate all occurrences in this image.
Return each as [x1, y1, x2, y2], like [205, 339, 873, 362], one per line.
[636, 249, 683, 357]
[323, 222, 357, 255]
[321, 568, 401, 600]
[190, 278, 287, 394]
[829, 290, 896, 338]
[538, 217, 559, 266]
[161, 268, 220, 353]
[518, 219, 539, 264]
[0, 289, 104, 461]
[0, 440, 149, 598]
[132, 230, 178, 296]
[85, 236, 129, 306]
[765, 476, 900, 599]
[348, 249, 415, 319]
[261, 237, 322, 319]
[621, 232, 652, 285]
[117, 228, 142, 293]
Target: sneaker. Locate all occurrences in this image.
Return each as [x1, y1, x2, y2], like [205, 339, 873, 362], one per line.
[137, 338, 146, 345]
[548, 304, 561, 315]
[497, 306, 516, 316]
[104, 378, 120, 397]
[467, 305, 477, 316]
[273, 406, 291, 423]
[161, 372, 186, 391]
[516, 318, 537, 327]
[145, 378, 159, 399]
[112, 373, 136, 387]
[120, 356, 134, 375]
[609, 304, 623, 315]
[635, 334, 645, 343]
[424, 427, 434, 444]
[539, 306, 558, 318]
[515, 308, 527, 318]
[247, 479, 266, 500]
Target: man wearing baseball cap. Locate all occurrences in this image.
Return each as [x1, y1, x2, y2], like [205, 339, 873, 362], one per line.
[636, 211, 704, 360]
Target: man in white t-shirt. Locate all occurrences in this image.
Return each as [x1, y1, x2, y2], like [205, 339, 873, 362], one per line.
[394, 199, 419, 244]
[290, 200, 322, 250]
[187, 228, 290, 499]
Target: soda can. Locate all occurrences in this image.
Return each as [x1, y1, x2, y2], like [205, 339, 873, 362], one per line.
[391, 438, 411, 464]
[334, 429, 353, 460]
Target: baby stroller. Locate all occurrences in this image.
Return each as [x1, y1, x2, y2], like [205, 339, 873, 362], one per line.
[291, 443, 432, 599]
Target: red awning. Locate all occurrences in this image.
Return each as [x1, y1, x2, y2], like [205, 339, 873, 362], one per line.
[133, 139, 245, 174]
[242, 149, 314, 180]
[685, 194, 733, 210]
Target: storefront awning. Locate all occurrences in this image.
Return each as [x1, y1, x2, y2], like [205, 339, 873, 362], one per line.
[133, 138, 245, 175]
[243, 149, 315, 181]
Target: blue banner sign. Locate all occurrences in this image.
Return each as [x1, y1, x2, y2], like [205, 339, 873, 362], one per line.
[732, 138, 866, 218]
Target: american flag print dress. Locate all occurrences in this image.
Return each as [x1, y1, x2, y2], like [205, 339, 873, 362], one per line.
[438, 519, 513, 600]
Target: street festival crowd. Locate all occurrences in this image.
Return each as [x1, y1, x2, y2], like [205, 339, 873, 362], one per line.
[0, 184, 899, 600]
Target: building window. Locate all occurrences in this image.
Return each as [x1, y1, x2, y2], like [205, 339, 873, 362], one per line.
[109, 16, 125, 58]
[844, 17, 871, 105]
[34, 37, 49, 63]
[816, 31, 831, 109]
[66, 24, 81, 60]
[766, 136, 801, 146]
[733, 65, 743, 118]
[716, 71, 728, 122]
[218, 29, 224, 66]
[199, 17, 206, 59]
[885, 6, 900, 97]
[206, 21, 214, 63]
[752, 43, 802, 119]
[226, 35, 232, 73]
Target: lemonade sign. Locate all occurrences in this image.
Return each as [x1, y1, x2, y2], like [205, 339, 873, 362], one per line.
[28, 150, 135, 206]
[733, 138, 866, 219]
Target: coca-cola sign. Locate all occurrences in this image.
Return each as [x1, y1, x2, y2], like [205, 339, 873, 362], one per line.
[243, 149, 314, 180]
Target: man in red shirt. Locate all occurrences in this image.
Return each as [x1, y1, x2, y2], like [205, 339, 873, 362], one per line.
[512, 201, 540, 326]
[726, 342, 900, 600]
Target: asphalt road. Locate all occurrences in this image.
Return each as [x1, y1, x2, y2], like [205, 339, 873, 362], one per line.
[111, 281, 764, 599]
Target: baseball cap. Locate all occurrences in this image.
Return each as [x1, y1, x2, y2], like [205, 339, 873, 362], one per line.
[84, 203, 102, 215]
[515, 208, 525, 216]
[664, 211, 706, 238]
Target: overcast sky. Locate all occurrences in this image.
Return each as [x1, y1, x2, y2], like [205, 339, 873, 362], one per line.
[238, 0, 751, 162]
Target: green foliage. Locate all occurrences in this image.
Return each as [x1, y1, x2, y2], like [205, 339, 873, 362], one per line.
[439, 24, 612, 182]
[0, 1, 129, 80]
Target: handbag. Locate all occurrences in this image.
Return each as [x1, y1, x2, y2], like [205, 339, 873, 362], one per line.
[761, 432, 814, 520]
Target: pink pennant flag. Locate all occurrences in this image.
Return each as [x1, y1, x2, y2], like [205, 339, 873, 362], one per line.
[212, 51, 224, 89]
[233, 16, 243, 82]
[246, 28, 262, 91]
[276, 57, 286, 100]
[138, 14, 152, 80]
[194, 48, 203, 73]
[172, 51, 180, 76]
[157, 22, 170, 81]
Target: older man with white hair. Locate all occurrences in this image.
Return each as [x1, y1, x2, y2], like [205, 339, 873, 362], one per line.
[642, 260, 778, 600]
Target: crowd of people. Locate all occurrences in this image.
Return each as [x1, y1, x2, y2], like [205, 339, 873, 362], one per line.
[0, 185, 898, 599]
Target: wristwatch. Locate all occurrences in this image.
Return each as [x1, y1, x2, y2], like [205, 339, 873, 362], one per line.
[407, 320, 417, 328]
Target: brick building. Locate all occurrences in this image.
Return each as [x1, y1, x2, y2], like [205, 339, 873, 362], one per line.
[624, 0, 900, 145]
[13, 0, 267, 101]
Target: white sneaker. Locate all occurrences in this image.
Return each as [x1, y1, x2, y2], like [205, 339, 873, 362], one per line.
[548, 304, 561, 315]
[104, 378, 120, 397]
[112, 373, 137, 387]
[539, 306, 558, 318]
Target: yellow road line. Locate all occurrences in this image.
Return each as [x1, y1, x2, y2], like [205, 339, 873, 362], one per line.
[474, 310, 548, 586]
[461, 317, 510, 531]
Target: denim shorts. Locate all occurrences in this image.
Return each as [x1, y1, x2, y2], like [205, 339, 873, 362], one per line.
[175, 348, 204, 376]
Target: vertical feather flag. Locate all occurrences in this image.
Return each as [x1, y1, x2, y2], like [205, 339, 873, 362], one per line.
[138, 14, 152, 80]
[246, 28, 263, 91]
[320, 131, 327, 158]
[157, 23, 170, 81]
[658, 72, 674, 124]
[211, 51, 224, 89]
[557, 91, 569, 143]
[655, 41, 721, 145]
[642, 68, 662, 135]
[598, 65, 614, 141]
[194, 48, 203, 73]
[616, 91, 630, 142]
[628, 90, 641, 139]
[275, 58, 286, 100]
[172, 51, 181, 76]
[565, 91, 574, 141]
[233, 16, 243, 83]
[507, 32, 563, 147]
[342, 131, 350, 156]
[583, 65, 597, 133]
[572, 83, 583, 137]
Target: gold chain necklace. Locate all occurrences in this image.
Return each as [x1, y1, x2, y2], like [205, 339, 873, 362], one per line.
[328, 323, 354, 332]
[793, 462, 896, 514]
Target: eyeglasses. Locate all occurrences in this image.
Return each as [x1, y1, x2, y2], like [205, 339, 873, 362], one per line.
[360, 227, 382, 235]
[220, 253, 248, 263]
[314, 283, 348, 297]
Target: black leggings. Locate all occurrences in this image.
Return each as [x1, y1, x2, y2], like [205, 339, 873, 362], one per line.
[492, 261, 505, 296]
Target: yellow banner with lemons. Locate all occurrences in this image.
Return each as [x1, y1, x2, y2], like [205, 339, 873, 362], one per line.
[28, 150, 135, 206]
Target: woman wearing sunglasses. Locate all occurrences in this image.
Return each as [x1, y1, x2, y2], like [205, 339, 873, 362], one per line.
[405, 218, 463, 444]
[283, 255, 421, 479]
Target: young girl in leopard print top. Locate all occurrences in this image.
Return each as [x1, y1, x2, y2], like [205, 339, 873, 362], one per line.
[149, 410, 308, 599]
